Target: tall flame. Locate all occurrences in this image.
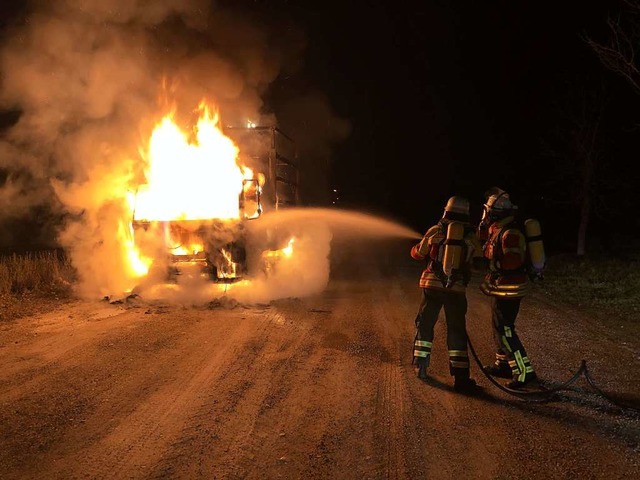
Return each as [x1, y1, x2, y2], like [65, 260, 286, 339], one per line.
[119, 221, 151, 278]
[133, 102, 248, 222]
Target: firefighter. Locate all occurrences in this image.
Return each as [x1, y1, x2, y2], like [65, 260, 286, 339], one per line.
[411, 196, 482, 393]
[478, 188, 538, 389]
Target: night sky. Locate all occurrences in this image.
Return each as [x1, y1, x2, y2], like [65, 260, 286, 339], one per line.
[1, 1, 639, 253]
[271, 1, 635, 232]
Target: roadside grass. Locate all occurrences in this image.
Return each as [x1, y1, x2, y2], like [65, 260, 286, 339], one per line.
[0, 251, 75, 295]
[537, 254, 640, 323]
[0, 251, 76, 321]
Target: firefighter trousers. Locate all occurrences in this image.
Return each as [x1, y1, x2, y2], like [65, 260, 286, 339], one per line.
[491, 297, 535, 382]
[413, 288, 470, 378]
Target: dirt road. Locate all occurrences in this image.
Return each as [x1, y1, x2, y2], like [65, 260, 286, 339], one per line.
[1, 249, 639, 479]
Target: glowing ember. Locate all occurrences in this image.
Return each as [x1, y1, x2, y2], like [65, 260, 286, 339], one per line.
[132, 102, 250, 222]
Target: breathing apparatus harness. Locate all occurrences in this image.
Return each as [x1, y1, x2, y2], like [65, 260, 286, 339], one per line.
[484, 219, 528, 278]
[426, 219, 473, 289]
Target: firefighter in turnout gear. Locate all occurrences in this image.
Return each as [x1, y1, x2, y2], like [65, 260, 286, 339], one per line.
[411, 196, 483, 393]
[478, 188, 538, 389]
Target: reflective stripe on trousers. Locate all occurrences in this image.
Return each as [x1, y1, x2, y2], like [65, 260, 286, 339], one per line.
[491, 296, 535, 381]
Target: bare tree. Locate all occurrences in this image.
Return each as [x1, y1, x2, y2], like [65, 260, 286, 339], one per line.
[586, 0, 640, 94]
[541, 77, 608, 256]
[573, 86, 607, 256]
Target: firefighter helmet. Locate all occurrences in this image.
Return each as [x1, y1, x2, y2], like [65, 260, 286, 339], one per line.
[482, 189, 516, 223]
[443, 196, 470, 222]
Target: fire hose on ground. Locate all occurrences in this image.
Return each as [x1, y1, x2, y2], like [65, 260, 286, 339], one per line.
[466, 333, 640, 411]
[412, 324, 638, 410]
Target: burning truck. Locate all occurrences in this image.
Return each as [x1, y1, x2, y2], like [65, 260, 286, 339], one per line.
[126, 103, 299, 287]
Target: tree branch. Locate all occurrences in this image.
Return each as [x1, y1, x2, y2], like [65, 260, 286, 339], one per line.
[585, 2, 640, 95]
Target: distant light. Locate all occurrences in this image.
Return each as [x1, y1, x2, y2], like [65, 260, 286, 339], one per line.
[333, 189, 337, 192]
[247, 120, 256, 128]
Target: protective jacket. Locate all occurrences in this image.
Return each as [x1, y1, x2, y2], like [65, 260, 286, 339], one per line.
[480, 216, 528, 298]
[411, 220, 481, 294]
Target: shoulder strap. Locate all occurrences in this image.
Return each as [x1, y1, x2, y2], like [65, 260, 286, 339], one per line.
[495, 220, 518, 250]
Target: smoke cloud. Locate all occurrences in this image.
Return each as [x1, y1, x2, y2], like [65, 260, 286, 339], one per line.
[143, 219, 333, 305]
[0, 0, 351, 300]
[134, 208, 420, 306]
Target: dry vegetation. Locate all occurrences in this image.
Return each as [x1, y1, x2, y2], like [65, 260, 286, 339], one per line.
[0, 251, 75, 322]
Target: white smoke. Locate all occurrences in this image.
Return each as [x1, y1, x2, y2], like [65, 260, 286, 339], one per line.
[0, 0, 351, 300]
[142, 219, 333, 305]
[134, 208, 420, 306]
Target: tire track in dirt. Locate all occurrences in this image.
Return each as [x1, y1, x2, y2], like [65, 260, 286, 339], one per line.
[0, 303, 201, 478]
[377, 278, 503, 479]
[369, 282, 408, 480]
[301, 282, 389, 478]
[150, 295, 334, 478]
[152, 280, 400, 479]
[375, 359, 407, 479]
[0, 301, 136, 403]
[45, 307, 275, 479]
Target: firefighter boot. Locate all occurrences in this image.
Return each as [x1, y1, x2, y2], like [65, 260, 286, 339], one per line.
[506, 351, 537, 389]
[483, 362, 513, 379]
[507, 372, 538, 390]
[453, 372, 479, 394]
[413, 357, 429, 380]
[483, 353, 512, 379]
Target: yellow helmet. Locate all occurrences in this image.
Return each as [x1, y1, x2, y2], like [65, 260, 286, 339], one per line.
[443, 196, 470, 222]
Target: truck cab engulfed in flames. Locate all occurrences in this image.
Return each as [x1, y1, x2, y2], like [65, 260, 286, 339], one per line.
[128, 107, 299, 284]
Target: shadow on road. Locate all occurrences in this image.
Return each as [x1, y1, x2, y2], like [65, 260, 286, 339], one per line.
[413, 366, 639, 449]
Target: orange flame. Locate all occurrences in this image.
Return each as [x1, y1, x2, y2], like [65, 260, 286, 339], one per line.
[124, 100, 267, 285]
[119, 221, 151, 278]
[132, 102, 251, 222]
[218, 248, 238, 279]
